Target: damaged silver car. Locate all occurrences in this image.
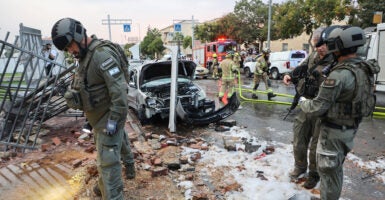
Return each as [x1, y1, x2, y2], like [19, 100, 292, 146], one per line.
[127, 60, 239, 125]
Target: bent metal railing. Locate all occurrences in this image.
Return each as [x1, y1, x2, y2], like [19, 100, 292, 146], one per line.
[0, 27, 76, 152]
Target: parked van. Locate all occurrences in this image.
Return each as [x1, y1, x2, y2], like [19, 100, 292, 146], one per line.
[269, 50, 307, 79]
[358, 23, 385, 93]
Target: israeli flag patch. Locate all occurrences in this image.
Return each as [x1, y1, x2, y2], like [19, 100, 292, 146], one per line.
[108, 66, 120, 76]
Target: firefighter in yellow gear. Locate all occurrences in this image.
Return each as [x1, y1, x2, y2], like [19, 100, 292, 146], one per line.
[211, 53, 220, 79]
[233, 52, 241, 68]
[218, 52, 239, 102]
[252, 48, 276, 100]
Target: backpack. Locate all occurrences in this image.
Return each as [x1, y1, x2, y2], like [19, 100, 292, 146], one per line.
[332, 58, 380, 118]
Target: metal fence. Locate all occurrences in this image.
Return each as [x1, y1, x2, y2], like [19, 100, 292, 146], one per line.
[0, 24, 76, 152]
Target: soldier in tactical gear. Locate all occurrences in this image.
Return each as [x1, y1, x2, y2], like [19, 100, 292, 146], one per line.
[252, 48, 276, 100]
[299, 26, 380, 199]
[283, 26, 339, 189]
[51, 18, 135, 200]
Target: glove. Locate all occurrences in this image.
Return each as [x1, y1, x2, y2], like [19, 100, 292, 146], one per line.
[298, 96, 307, 105]
[106, 119, 117, 135]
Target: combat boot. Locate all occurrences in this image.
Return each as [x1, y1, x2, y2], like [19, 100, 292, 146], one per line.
[125, 163, 136, 179]
[303, 171, 320, 189]
[267, 92, 276, 101]
[93, 183, 102, 197]
[289, 167, 307, 179]
[252, 93, 258, 99]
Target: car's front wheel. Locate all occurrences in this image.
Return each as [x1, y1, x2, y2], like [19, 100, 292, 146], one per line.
[137, 106, 149, 125]
[270, 68, 279, 80]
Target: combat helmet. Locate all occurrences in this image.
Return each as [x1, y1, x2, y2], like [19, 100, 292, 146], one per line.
[315, 25, 341, 47]
[51, 18, 87, 51]
[326, 26, 366, 55]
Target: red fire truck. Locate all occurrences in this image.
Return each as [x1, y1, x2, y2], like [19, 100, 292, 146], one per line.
[193, 38, 237, 70]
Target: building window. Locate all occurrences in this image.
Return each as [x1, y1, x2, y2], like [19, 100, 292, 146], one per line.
[282, 43, 288, 51]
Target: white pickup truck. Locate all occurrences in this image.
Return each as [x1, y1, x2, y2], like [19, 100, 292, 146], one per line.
[243, 50, 307, 79]
[358, 23, 385, 93]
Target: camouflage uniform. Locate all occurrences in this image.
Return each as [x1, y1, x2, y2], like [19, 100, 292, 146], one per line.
[70, 36, 134, 200]
[218, 56, 238, 99]
[290, 52, 334, 187]
[300, 57, 379, 199]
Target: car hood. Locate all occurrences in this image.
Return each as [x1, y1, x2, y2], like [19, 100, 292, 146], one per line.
[139, 60, 196, 86]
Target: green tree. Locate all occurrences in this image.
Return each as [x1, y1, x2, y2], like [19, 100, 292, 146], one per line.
[124, 43, 136, 59]
[194, 22, 220, 42]
[233, 0, 281, 51]
[173, 32, 184, 42]
[140, 28, 165, 59]
[216, 13, 243, 43]
[273, 0, 349, 50]
[350, 0, 385, 28]
[183, 36, 192, 49]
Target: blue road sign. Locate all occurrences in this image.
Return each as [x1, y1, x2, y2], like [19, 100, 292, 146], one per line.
[123, 24, 131, 32]
[174, 23, 181, 32]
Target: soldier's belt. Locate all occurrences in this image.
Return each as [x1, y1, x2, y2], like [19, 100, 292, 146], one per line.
[323, 121, 356, 130]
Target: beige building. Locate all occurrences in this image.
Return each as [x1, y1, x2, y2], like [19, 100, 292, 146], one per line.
[270, 31, 312, 54]
[159, 20, 199, 57]
[269, 20, 349, 54]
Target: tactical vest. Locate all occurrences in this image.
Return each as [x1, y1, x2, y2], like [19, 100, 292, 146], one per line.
[326, 59, 379, 119]
[70, 37, 129, 112]
[297, 54, 334, 98]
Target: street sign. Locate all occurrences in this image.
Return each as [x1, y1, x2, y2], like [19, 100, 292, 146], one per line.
[123, 24, 131, 32]
[174, 23, 181, 32]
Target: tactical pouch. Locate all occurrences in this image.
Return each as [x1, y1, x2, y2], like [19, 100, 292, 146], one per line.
[64, 89, 83, 110]
[88, 84, 110, 110]
[80, 89, 94, 112]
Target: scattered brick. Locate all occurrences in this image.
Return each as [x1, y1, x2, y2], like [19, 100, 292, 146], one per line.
[151, 167, 168, 177]
[41, 143, 51, 152]
[72, 159, 82, 168]
[52, 137, 61, 146]
[84, 146, 96, 153]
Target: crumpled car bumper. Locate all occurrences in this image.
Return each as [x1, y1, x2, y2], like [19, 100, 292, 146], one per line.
[176, 93, 240, 125]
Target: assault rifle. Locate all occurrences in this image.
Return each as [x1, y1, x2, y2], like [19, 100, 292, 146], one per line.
[283, 64, 308, 120]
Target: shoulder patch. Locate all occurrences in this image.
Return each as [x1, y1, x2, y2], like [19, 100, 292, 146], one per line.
[323, 79, 336, 87]
[101, 58, 114, 70]
[108, 66, 121, 76]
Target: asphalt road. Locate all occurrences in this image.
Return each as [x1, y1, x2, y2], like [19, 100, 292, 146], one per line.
[194, 76, 385, 200]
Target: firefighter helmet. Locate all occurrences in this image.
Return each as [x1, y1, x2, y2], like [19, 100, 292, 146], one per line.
[212, 53, 217, 58]
[326, 26, 366, 54]
[262, 48, 271, 54]
[51, 18, 87, 50]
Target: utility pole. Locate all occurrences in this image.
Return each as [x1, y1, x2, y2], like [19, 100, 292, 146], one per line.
[192, 15, 195, 55]
[101, 14, 132, 41]
[267, 0, 272, 49]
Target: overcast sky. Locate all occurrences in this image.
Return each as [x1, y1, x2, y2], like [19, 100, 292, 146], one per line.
[0, 0, 284, 44]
